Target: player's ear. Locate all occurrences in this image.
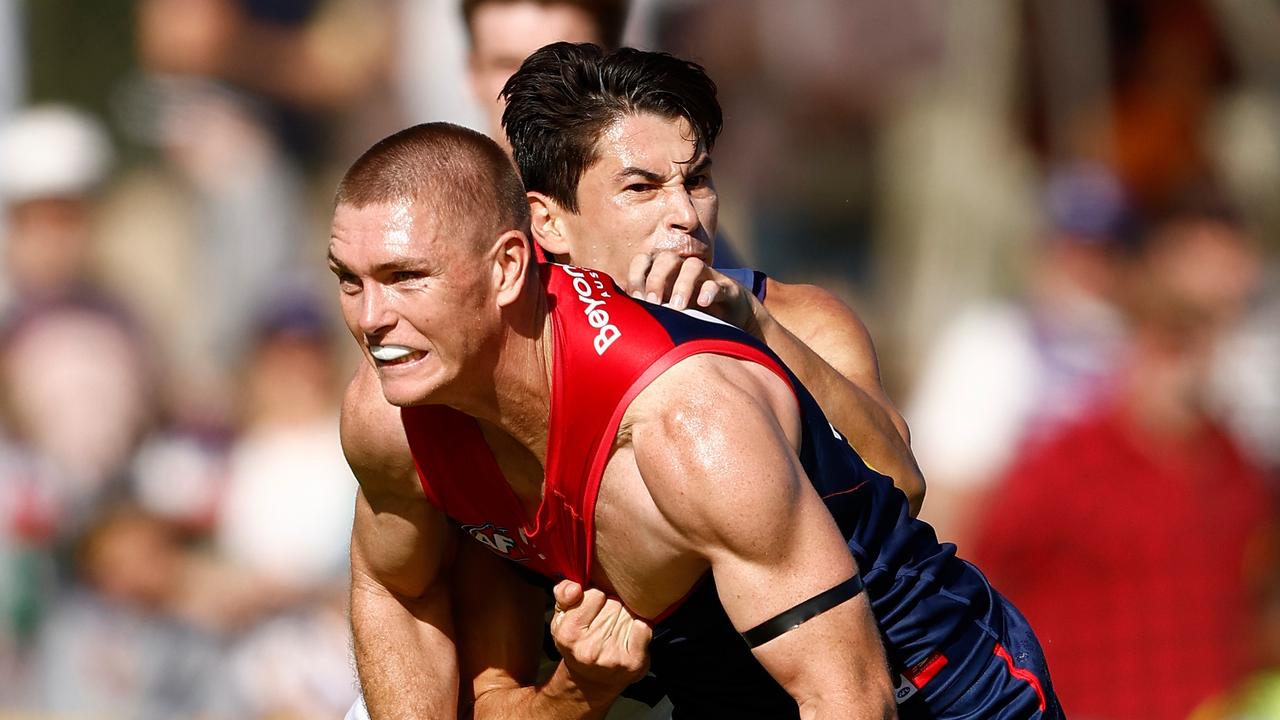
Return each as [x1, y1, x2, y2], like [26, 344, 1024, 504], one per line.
[527, 191, 571, 258]
[493, 229, 532, 308]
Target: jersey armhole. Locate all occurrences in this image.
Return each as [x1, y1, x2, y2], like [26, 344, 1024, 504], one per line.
[579, 340, 794, 580]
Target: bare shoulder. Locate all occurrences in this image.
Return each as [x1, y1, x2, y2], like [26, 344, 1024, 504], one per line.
[341, 361, 418, 494]
[764, 279, 874, 348]
[763, 278, 879, 381]
[625, 354, 804, 543]
[345, 362, 449, 595]
[627, 353, 799, 440]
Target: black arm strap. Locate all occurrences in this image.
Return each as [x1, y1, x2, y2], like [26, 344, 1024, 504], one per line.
[740, 574, 865, 649]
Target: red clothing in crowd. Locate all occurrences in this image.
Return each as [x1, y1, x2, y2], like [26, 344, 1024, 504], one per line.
[972, 403, 1272, 720]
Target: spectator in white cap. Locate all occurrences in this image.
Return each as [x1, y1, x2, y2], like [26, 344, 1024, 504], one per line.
[0, 104, 113, 315]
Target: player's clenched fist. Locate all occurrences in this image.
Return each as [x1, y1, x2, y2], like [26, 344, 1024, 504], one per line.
[626, 251, 761, 336]
[550, 579, 653, 694]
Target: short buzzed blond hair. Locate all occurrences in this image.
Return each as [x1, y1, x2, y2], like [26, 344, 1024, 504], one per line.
[335, 122, 530, 242]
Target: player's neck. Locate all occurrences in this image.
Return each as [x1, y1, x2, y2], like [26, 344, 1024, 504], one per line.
[459, 284, 554, 464]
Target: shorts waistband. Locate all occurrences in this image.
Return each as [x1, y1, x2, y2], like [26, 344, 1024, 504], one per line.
[892, 616, 999, 707]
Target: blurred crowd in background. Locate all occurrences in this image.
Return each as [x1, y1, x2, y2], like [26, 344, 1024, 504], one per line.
[0, 1, 1278, 718]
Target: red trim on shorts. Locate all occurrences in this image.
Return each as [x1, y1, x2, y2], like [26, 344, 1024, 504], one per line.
[906, 652, 948, 688]
[821, 481, 868, 501]
[994, 643, 1047, 712]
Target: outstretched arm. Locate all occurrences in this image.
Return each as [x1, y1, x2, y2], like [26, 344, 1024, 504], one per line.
[629, 355, 898, 719]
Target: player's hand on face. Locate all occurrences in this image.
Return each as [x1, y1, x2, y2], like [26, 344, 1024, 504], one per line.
[550, 580, 652, 695]
[626, 251, 760, 334]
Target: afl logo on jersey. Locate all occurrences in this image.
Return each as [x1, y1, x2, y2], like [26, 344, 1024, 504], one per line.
[562, 265, 622, 355]
[461, 522, 530, 562]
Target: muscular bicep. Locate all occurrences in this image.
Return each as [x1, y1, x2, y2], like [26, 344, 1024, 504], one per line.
[633, 361, 855, 619]
[351, 484, 453, 598]
[630, 358, 895, 713]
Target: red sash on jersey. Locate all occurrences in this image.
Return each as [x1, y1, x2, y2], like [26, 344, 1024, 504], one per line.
[401, 264, 791, 584]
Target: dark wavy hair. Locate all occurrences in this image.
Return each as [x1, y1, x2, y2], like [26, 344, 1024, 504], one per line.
[500, 42, 722, 213]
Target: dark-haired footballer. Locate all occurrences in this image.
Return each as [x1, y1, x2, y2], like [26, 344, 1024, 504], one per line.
[334, 121, 1062, 719]
[501, 43, 925, 514]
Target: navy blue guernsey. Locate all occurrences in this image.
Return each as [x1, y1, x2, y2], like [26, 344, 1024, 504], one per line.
[628, 304, 984, 718]
[715, 267, 768, 302]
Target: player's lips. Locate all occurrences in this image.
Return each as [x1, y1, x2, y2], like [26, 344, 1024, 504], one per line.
[659, 234, 712, 262]
[369, 344, 426, 366]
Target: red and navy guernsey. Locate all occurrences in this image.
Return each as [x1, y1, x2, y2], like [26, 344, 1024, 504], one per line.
[401, 264, 1019, 718]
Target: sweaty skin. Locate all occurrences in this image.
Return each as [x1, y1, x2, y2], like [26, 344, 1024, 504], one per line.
[528, 112, 924, 515]
[335, 196, 898, 719]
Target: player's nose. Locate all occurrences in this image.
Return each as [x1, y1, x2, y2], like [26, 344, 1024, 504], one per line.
[665, 186, 701, 234]
[358, 285, 396, 337]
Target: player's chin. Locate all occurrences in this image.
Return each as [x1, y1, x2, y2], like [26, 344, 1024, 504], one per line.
[378, 380, 436, 408]
[375, 360, 441, 406]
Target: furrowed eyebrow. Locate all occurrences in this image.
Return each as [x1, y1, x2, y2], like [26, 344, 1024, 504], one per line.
[369, 260, 429, 275]
[687, 156, 713, 176]
[615, 156, 713, 184]
[326, 250, 348, 271]
[326, 250, 429, 277]
[615, 166, 667, 184]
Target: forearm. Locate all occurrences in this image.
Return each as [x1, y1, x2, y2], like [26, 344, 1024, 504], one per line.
[790, 652, 897, 720]
[351, 574, 459, 719]
[756, 313, 924, 514]
[470, 663, 620, 720]
[798, 696, 897, 720]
